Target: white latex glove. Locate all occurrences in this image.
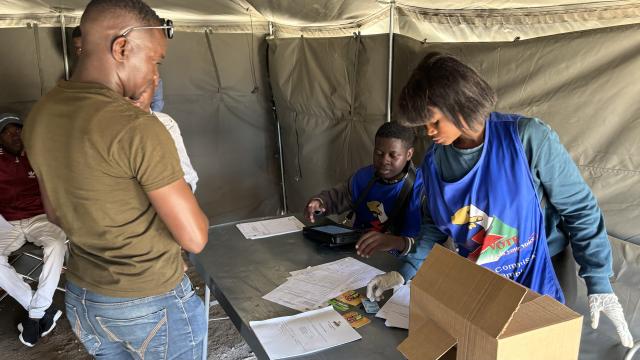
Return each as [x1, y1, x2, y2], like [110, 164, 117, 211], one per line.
[366, 271, 404, 302]
[589, 293, 634, 348]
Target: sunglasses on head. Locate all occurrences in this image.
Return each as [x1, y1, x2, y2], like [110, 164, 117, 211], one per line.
[119, 18, 174, 40]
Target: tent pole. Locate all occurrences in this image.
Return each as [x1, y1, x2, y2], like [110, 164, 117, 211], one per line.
[268, 21, 288, 215]
[59, 13, 70, 81]
[386, 1, 395, 123]
[276, 120, 288, 214]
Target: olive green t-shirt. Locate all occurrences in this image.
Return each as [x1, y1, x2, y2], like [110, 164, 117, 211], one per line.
[23, 80, 185, 297]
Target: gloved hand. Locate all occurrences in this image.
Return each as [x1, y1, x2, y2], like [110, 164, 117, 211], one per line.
[589, 293, 634, 348]
[366, 271, 404, 301]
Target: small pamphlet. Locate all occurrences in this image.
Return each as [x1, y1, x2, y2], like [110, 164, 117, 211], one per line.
[342, 311, 371, 329]
[336, 290, 362, 306]
[328, 299, 350, 312]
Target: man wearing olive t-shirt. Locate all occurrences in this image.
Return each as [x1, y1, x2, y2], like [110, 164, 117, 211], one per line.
[23, 0, 209, 358]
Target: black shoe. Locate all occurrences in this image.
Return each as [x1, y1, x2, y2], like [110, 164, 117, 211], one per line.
[17, 318, 40, 347]
[39, 306, 63, 337]
[17, 306, 63, 345]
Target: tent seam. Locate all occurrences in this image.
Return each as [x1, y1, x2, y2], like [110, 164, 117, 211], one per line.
[204, 30, 222, 91]
[577, 164, 640, 175]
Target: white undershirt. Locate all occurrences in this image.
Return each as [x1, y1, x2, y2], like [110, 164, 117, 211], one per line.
[153, 111, 199, 192]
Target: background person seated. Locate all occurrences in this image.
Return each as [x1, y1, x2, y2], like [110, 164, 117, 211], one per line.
[0, 113, 66, 347]
[304, 121, 423, 262]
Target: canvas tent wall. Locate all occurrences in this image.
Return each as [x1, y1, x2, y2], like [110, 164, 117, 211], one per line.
[0, 1, 639, 358]
[0, 4, 283, 224]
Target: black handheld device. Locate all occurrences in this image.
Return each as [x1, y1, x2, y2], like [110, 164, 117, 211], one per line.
[303, 223, 362, 247]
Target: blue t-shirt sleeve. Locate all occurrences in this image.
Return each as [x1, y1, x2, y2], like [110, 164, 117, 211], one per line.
[520, 117, 613, 294]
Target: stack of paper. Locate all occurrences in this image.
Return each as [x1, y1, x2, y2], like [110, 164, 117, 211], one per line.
[376, 284, 410, 329]
[236, 216, 305, 240]
[263, 257, 384, 312]
[250, 306, 362, 359]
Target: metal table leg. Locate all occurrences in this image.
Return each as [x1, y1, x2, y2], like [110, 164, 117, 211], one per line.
[203, 284, 210, 360]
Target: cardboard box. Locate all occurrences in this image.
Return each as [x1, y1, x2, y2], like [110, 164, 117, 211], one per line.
[398, 245, 582, 360]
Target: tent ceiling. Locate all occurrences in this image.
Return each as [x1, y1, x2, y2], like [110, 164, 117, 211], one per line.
[246, 0, 386, 26]
[3, 0, 638, 22]
[1, 0, 640, 40]
[0, 0, 262, 22]
[399, 0, 638, 9]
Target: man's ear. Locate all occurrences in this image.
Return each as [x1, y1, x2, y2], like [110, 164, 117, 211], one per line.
[406, 147, 414, 160]
[111, 36, 128, 62]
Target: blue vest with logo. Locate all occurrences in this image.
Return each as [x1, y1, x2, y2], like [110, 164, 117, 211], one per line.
[350, 164, 423, 238]
[422, 113, 564, 302]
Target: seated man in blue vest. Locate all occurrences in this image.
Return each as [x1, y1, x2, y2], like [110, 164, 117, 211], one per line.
[304, 121, 423, 261]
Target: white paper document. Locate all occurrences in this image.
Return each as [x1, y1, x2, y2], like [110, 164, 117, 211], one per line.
[0, 215, 13, 231]
[263, 278, 338, 312]
[376, 284, 410, 329]
[236, 216, 304, 239]
[250, 306, 362, 359]
[289, 257, 384, 292]
[263, 257, 384, 311]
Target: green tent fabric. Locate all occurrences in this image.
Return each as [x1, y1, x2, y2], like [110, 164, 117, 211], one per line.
[0, 2, 638, 357]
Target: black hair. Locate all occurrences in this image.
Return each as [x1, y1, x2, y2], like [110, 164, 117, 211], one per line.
[398, 52, 496, 131]
[72, 26, 81, 39]
[82, 0, 161, 27]
[375, 121, 415, 149]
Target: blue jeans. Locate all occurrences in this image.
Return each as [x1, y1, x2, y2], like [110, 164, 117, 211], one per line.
[65, 274, 206, 359]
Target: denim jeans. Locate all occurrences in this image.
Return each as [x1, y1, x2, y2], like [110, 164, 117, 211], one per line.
[65, 274, 206, 359]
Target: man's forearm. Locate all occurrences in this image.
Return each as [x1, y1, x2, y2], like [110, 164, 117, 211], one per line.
[148, 179, 209, 254]
[314, 178, 353, 214]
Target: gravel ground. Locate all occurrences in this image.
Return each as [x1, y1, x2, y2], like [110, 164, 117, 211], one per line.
[0, 255, 256, 360]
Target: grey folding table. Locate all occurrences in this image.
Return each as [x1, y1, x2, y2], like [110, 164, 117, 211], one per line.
[191, 215, 408, 360]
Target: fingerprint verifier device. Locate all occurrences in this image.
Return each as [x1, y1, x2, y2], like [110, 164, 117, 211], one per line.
[303, 223, 362, 247]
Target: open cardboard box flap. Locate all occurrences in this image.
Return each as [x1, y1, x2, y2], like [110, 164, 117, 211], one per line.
[499, 294, 582, 338]
[398, 316, 457, 360]
[399, 245, 583, 360]
[411, 245, 528, 338]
